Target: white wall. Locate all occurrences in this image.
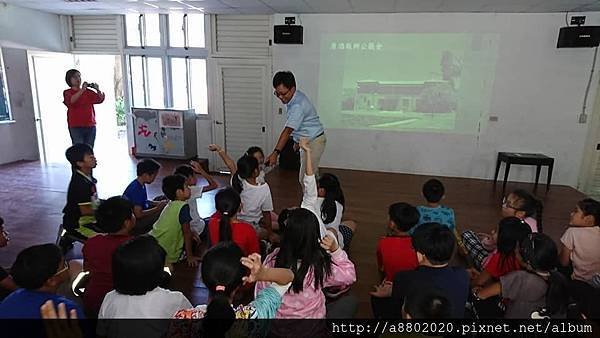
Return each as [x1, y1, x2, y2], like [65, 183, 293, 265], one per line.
[0, 3, 66, 52]
[272, 12, 600, 187]
[0, 48, 39, 164]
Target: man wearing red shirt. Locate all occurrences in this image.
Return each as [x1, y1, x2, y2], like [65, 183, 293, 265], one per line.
[63, 69, 105, 148]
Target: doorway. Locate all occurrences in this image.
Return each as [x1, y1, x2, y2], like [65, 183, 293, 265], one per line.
[30, 53, 127, 164]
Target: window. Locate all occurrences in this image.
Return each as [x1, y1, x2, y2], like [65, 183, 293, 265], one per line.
[0, 50, 11, 121]
[125, 13, 207, 113]
[170, 57, 208, 114]
[169, 14, 205, 48]
[125, 14, 161, 47]
[128, 55, 164, 108]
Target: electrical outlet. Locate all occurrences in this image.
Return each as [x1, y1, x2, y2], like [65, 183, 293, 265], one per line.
[489, 116, 498, 122]
[579, 113, 587, 124]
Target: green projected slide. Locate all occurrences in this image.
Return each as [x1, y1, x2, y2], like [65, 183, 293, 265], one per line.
[317, 33, 499, 133]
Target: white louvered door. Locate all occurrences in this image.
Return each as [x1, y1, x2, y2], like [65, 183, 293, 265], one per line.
[69, 15, 123, 54]
[208, 15, 272, 172]
[212, 60, 271, 166]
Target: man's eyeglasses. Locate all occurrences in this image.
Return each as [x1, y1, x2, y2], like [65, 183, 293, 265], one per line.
[54, 260, 69, 277]
[273, 89, 291, 98]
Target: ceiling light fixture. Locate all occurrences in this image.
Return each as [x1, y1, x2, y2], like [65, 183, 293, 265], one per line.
[143, 1, 159, 9]
[175, 0, 204, 11]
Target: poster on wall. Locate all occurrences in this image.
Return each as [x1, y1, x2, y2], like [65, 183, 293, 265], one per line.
[159, 110, 183, 129]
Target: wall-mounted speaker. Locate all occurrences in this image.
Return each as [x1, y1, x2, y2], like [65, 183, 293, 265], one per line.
[274, 25, 303, 44]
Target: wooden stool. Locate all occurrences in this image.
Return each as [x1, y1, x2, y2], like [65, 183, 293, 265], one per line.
[493, 152, 554, 195]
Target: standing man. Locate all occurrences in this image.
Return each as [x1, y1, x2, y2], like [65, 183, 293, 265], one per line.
[266, 71, 326, 183]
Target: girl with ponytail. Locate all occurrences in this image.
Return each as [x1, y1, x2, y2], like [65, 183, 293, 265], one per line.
[173, 242, 294, 336]
[472, 233, 569, 318]
[316, 173, 358, 251]
[208, 188, 259, 256]
[231, 155, 277, 243]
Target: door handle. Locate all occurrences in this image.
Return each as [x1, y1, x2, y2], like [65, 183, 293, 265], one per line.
[215, 121, 223, 125]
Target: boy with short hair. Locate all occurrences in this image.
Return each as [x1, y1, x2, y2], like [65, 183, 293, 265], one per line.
[62, 143, 100, 239]
[123, 159, 166, 234]
[150, 175, 201, 267]
[376, 203, 420, 282]
[0, 243, 84, 318]
[371, 223, 469, 318]
[173, 161, 219, 239]
[82, 196, 136, 316]
[413, 179, 456, 234]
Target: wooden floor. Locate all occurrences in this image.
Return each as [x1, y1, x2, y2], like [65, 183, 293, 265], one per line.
[0, 157, 586, 318]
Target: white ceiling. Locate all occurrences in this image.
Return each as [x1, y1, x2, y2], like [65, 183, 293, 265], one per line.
[4, 0, 600, 15]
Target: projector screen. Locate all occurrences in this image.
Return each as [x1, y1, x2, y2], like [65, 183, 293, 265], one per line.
[317, 33, 499, 134]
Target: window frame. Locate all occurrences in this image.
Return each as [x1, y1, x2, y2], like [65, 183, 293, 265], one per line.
[0, 49, 12, 122]
[123, 13, 209, 113]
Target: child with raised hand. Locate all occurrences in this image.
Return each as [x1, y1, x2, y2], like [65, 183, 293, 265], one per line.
[231, 154, 277, 243]
[173, 242, 293, 325]
[473, 233, 569, 319]
[470, 217, 532, 288]
[174, 161, 219, 239]
[462, 189, 542, 270]
[82, 196, 135, 317]
[208, 144, 272, 184]
[316, 173, 357, 250]
[376, 203, 420, 282]
[208, 187, 260, 256]
[150, 175, 201, 267]
[559, 198, 600, 302]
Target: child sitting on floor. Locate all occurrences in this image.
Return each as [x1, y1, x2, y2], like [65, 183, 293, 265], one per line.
[255, 139, 356, 319]
[123, 159, 166, 234]
[174, 161, 219, 239]
[97, 236, 191, 336]
[413, 179, 456, 234]
[0, 244, 84, 319]
[462, 189, 542, 270]
[559, 198, 600, 305]
[82, 196, 135, 317]
[150, 175, 201, 267]
[232, 155, 276, 243]
[208, 188, 259, 256]
[376, 203, 420, 282]
[316, 173, 357, 251]
[473, 233, 569, 319]
[402, 287, 452, 319]
[470, 217, 532, 288]
[172, 242, 294, 337]
[62, 143, 100, 240]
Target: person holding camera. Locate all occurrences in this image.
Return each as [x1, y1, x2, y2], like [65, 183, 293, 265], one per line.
[63, 69, 105, 148]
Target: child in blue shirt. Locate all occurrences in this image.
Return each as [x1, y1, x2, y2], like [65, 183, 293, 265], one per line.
[411, 179, 456, 234]
[0, 244, 84, 319]
[123, 159, 167, 234]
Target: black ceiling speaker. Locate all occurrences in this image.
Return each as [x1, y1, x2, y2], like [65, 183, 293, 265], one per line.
[557, 26, 600, 48]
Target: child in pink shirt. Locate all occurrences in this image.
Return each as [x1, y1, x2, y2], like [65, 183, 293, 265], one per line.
[255, 139, 356, 318]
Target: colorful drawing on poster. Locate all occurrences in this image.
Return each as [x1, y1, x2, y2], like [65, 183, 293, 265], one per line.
[138, 124, 151, 137]
[159, 110, 183, 129]
[163, 139, 174, 153]
[148, 143, 157, 151]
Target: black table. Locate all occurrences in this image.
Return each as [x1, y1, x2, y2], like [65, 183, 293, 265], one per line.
[493, 152, 554, 195]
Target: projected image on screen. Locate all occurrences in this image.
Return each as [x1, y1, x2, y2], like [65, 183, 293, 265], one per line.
[317, 34, 498, 133]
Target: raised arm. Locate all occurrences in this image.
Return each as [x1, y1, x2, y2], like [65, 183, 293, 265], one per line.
[208, 144, 237, 175]
[190, 160, 219, 192]
[298, 138, 330, 240]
